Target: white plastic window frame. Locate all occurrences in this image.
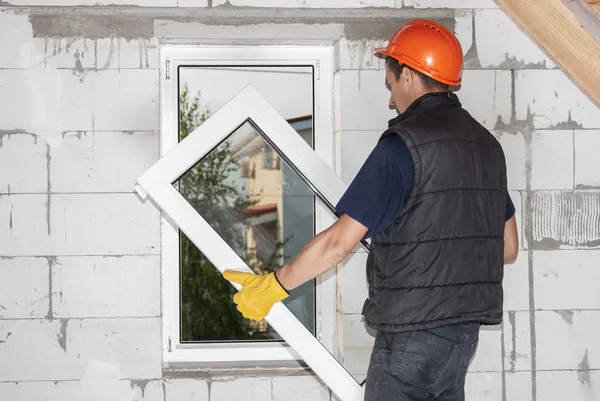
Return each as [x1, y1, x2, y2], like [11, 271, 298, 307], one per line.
[157, 46, 342, 365]
[136, 47, 366, 400]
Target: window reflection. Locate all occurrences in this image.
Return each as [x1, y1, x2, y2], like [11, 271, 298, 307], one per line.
[177, 66, 314, 342]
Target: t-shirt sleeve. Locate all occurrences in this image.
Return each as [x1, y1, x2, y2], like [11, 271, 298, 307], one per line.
[506, 192, 515, 221]
[335, 136, 413, 239]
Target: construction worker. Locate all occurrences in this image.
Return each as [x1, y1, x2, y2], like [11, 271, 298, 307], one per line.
[224, 19, 518, 401]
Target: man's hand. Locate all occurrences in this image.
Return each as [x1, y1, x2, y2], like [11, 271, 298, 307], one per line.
[223, 270, 289, 321]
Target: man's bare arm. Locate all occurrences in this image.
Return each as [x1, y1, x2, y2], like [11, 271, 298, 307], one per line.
[276, 214, 368, 291]
[504, 215, 518, 263]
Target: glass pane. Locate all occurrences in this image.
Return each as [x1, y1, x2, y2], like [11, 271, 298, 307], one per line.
[177, 120, 315, 342]
[177, 66, 314, 342]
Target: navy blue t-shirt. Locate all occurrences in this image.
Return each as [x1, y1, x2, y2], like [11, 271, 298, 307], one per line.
[335, 135, 515, 239]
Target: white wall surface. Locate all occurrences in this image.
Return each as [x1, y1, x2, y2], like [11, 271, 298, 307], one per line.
[1, 1, 600, 400]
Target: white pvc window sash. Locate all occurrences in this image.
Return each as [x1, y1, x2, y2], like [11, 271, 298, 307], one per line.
[135, 86, 363, 401]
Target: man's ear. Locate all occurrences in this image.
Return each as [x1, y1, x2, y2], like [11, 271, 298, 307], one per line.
[401, 66, 411, 83]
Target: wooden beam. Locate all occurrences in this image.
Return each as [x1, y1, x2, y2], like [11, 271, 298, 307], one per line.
[494, 0, 600, 108]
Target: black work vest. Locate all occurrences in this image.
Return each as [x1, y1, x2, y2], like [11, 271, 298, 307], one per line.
[362, 92, 508, 332]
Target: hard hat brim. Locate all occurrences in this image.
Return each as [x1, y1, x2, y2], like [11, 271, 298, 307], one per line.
[373, 48, 392, 59]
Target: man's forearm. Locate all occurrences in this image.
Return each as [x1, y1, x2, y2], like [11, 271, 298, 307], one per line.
[275, 228, 349, 291]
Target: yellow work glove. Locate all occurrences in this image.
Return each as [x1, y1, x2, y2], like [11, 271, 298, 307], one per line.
[223, 270, 289, 321]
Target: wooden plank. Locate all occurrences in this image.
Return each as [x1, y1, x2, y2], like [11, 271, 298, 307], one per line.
[494, 0, 600, 108]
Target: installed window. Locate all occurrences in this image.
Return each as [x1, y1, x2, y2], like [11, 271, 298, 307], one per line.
[176, 70, 316, 340]
[139, 45, 364, 399]
[158, 46, 341, 365]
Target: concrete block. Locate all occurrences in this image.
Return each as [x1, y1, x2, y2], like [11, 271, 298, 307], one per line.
[468, 326, 502, 372]
[574, 130, 600, 188]
[503, 250, 529, 311]
[0, 132, 47, 194]
[530, 130, 574, 190]
[534, 250, 600, 310]
[336, 38, 387, 71]
[95, 38, 159, 70]
[0, 381, 80, 401]
[515, 70, 600, 129]
[31, 38, 96, 71]
[52, 255, 160, 318]
[210, 377, 271, 401]
[464, 372, 502, 401]
[531, 191, 600, 249]
[53, 193, 160, 255]
[537, 370, 599, 401]
[84, 70, 159, 131]
[536, 310, 600, 370]
[72, 374, 134, 401]
[0, 69, 158, 133]
[493, 132, 527, 191]
[474, 10, 554, 69]
[459, 70, 512, 130]
[343, 314, 375, 350]
[176, 0, 210, 5]
[342, 346, 371, 377]
[50, 131, 159, 193]
[0, 317, 160, 381]
[0, 194, 54, 256]
[454, 10, 473, 57]
[338, 130, 383, 185]
[505, 372, 533, 401]
[272, 375, 330, 401]
[0, 194, 160, 256]
[69, 318, 162, 379]
[509, 191, 525, 251]
[138, 379, 209, 401]
[338, 69, 396, 132]
[0, 319, 69, 381]
[8, 0, 175, 5]
[502, 311, 531, 372]
[0, 10, 35, 69]
[341, 252, 368, 314]
[209, 0, 394, 6]
[0, 69, 65, 136]
[0, 257, 49, 319]
[403, 0, 497, 8]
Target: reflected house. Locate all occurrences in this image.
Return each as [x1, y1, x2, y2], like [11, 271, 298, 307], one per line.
[233, 116, 314, 334]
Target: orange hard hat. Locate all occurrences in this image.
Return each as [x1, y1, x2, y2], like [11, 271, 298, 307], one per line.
[374, 19, 463, 86]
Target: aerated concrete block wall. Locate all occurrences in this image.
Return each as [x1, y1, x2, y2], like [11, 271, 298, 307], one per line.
[0, 1, 599, 400]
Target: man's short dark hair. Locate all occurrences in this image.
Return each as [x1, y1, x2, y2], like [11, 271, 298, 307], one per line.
[386, 57, 449, 92]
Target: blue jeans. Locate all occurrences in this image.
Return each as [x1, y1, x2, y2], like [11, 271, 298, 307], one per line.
[364, 323, 480, 401]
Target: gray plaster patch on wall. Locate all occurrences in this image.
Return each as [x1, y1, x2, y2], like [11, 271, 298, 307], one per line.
[508, 311, 517, 372]
[495, 56, 547, 70]
[45, 256, 57, 320]
[578, 349, 590, 385]
[554, 310, 574, 325]
[344, 17, 454, 41]
[26, 7, 453, 40]
[0, 130, 38, 147]
[532, 191, 600, 249]
[58, 319, 68, 352]
[29, 15, 154, 40]
[463, 11, 481, 69]
[0, 331, 12, 344]
[131, 380, 153, 398]
[551, 110, 584, 130]
[46, 143, 53, 236]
